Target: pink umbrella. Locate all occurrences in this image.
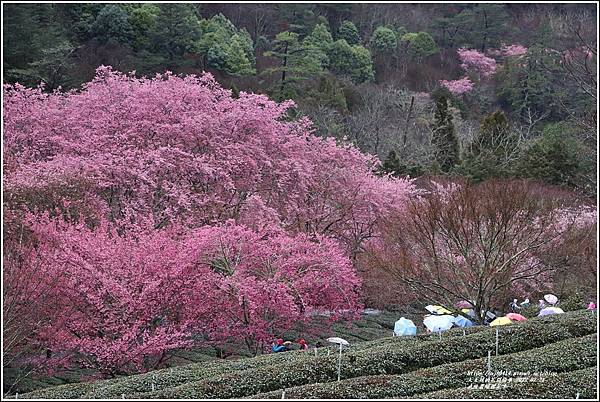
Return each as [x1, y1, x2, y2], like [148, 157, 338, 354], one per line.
[506, 313, 527, 322]
[455, 300, 472, 309]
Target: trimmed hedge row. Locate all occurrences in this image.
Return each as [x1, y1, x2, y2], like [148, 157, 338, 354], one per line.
[16, 322, 482, 399]
[416, 367, 598, 399]
[131, 311, 596, 399]
[251, 333, 597, 398]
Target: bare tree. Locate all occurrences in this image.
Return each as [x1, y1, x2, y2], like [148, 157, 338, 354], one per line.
[365, 179, 591, 323]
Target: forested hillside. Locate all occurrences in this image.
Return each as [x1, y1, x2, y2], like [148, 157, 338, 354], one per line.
[2, 2, 597, 398]
[3, 3, 597, 195]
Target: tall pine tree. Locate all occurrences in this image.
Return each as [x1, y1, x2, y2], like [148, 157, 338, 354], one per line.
[431, 96, 460, 172]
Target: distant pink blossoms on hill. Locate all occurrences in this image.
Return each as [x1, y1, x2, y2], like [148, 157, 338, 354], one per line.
[440, 77, 475, 95]
[457, 48, 497, 78]
[500, 44, 528, 57]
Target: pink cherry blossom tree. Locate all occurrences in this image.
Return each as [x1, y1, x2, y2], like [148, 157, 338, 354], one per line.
[3, 66, 415, 256]
[18, 215, 360, 375]
[439, 77, 475, 95]
[6, 67, 408, 375]
[457, 47, 497, 79]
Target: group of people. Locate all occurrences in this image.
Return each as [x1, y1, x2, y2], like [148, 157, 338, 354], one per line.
[271, 338, 309, 353]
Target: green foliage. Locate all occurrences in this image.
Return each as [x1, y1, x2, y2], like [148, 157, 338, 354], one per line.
[495, 44, 563, 119]
[338, 20, 360, 45]
[401, 31, 438, 61]
[152, 4, 201, 63]
[195, 13, 256, 76]
[303, 23, 334, 52]
[381, 150, 425, 178]
[264, 31, 327, 99]
[431, 96, 460, 172]
[276, 4, 319, 37]
[3, 4, 76, 90]
[431, 4, 511, 51]
[418, 367, 597, 399]
[328, 40, 374, 84]
[457, 110, 517, 181]
[514, 122, 582, 187]
[253, 334, 597, 398]
[90, 5, 132, 45]
[128, 4, 160, 50]
[137, 311, 595, 398]
[369, 26, 397, 54]
[14, 311, 595, 399]
[255, 35, 271, 51]
[302, 23, 334, 68]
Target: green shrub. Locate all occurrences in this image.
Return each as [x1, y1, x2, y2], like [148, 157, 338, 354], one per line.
[15, 311, 594, 399]
[131, 311, 596, 399]
[252, 334, 596, 398]
[416, 367, 597, 399]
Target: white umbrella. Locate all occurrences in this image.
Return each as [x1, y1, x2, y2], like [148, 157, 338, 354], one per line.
[543, 294, 558, 305]
[327, 337, 350, 381]
[538, 306, 564, 316]
[394, 317, 417, 336]
[423, 314, 454, 332]
[327, 337, 349, 346]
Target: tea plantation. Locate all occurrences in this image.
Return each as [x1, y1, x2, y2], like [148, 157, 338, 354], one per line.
[13, 310, 598, 399]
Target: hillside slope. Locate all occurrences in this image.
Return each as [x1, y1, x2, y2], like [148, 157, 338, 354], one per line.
[15, 310, 597, 399]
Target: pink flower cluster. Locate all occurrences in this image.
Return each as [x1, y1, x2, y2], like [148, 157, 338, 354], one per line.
[439, 77, 475, 95]
[500, 44, 528, 57]
[4, 66, 417, 375]
[457, 48, 497, 78]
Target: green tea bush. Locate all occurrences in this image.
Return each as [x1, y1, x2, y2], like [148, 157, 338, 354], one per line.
[416, 367, 597, 399]
[16, 323, 485, 399]
[131, 311, 596, 399]
[15, 310, 594, 399]
[252, 334, 596, 398]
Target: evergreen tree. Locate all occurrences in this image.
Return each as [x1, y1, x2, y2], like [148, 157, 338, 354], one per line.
[152, 4, 201, 64]
[329, 39, 374, 84]
[457, 110, 518, 181]
[369, 26, 397, 54]
[90, 5, 132, 45]
[264, 31, 325, 99]
[401, 31, 438, 62]
[431, 96, 460, 172]
[338, 20, 360, 44]
[514, 122, 582, 187]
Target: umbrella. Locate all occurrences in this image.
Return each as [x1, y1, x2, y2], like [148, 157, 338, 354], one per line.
[461, 308, 476, 318]
[423, 314, 454, 332]
[543, 294, 558, 305]
[506, 313, 527, 322]
[455, 300, 473, 309]
[425, 305, 453, 315]
[394, 317, 417, 336]
[453, 315, 474, 327]
[538, 307, 564, 316]
[490, 316, 514, 326]
[327, 337, 349, 346]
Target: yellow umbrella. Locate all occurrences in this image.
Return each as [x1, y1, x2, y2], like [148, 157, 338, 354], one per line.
[490, 316, 513, 326]
[425, 305, 453, 315]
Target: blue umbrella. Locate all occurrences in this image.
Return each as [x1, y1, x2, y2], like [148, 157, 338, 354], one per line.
[394, 317, 417, 336]
[453, 315, 475, 327]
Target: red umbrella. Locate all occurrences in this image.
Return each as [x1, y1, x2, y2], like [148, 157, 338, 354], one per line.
[506, 313, 527, 322]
